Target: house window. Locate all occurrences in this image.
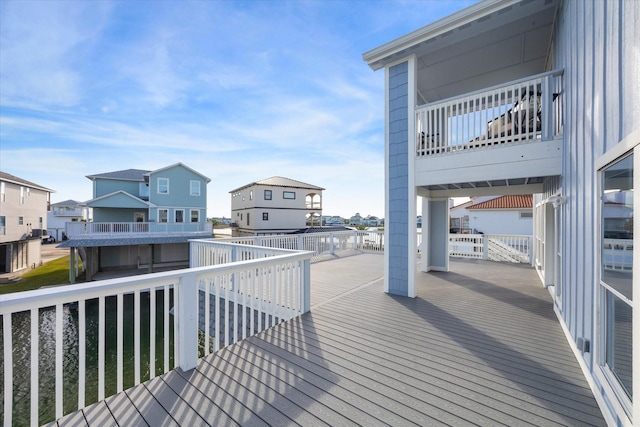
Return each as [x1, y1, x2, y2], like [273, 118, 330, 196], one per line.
[263, 212, 269, 221]
[264, 190, 272, 200]
[18, 216, 24, 225]
[1, 182, 5, 202]
[20, 187, 25, 204]
[175, 209, 184, 223]
[158, 209, 168, 223]
[250, 190, 253, 201]
[26, 188, 30, 198]
[190, 180, 200, 196]
[283, 191, 295, 200]
[599, 153, 633, 403]
[158, 178, 169, 194]
[0, 216, 5, 235]
[247, 213, 250, 226]
[520, 212, 533, 219]
[191, 209, 199, 222]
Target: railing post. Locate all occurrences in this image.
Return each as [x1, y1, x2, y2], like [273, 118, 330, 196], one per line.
[301, 259, 311, 313]
[329, 232, 335, 255]
[482, 235, 489, 260]
[177, 273, 198, 371]
[298, 235, 304, 251]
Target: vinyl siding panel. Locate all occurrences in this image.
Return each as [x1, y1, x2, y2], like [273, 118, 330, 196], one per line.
[556, 0, 638, 380]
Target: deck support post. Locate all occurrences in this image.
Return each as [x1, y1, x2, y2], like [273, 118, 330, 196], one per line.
[177, 272, 198, 371]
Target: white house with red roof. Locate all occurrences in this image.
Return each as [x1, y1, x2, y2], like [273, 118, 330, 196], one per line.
[450, 195, 532, 235]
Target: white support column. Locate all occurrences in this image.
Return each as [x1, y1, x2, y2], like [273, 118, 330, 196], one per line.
[420, 196, 429, 273]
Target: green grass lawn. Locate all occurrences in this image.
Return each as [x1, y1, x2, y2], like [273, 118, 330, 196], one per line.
[0, 256, 77, 295]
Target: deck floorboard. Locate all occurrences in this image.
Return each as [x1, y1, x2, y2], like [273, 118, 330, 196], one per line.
[55, 254, 606, 426]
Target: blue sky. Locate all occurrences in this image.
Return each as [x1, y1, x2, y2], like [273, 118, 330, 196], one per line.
[1, 0, 476, 219]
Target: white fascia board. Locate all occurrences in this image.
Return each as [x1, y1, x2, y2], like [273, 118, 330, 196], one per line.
[362, 0, 520, 70]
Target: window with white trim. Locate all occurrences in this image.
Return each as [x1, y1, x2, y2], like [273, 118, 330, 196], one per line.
[0, 182, 5, 202]
[283, 191, 295, 200]
[20, 187, 25, 204]
[158, 209, 168, 223]
[0, 216, 5, 235]
[599, 151, 634, 413]
[175, 209, 184, 223]
[190, 209, 199, 223]
[18, 216, 24, 225]
[158, 178, 169, 194]
[190, 180, 200, 196]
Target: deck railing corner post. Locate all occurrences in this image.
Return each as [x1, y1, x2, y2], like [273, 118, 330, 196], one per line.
[302, 258, 311, 313]
[177, 273, 199, 371]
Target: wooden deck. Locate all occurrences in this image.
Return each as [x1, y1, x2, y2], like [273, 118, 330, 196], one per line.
[52, 253, 606, 426]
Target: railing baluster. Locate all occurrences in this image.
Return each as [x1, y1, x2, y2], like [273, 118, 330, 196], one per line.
[30, 308, 38, 427]
[78, 300, 85, 409]
[163, 285, 169, 373]
[4, 312, 13, 427]
[98, 296, 105, 401]
[134, 290, 140, 385]
[204, 279, 210, 355]
[150, 287, 156, 379]
[117, 293, 123, 393]
[55, 303, 63, 419]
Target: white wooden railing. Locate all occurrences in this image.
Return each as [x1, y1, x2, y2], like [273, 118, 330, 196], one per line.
[449, 234, 532, 263]
[416, 70, 563, 156]
[0, 243, 311, 426]
[603, 238, 633, 271]
[65, 221, 213, 238]
[217, 229, 385, 261]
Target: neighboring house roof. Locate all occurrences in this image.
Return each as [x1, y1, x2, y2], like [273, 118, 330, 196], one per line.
[51, 199, 84, 206]
[86, 169, 150, 182]
[467, 195, 533, 210]
[85, 190, 154, 208]
[86, 163, 211, 183]
[230, 176, 325, 193]
[0, 171, 54, 193]
[147, 162, 212, 183]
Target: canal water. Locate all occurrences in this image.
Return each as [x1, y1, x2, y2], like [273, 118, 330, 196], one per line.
[1, 290, 175, 426]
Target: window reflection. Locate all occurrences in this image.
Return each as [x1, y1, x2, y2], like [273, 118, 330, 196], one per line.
[602, 155, 633, 300]
[601, 153, 633, 401]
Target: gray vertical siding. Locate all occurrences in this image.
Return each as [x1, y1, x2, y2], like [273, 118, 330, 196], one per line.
[556, 0, 638, 369]
[387, 61, 409, 296]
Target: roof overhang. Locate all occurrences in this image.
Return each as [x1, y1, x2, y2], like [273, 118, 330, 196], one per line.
[363, 0, 560, 103]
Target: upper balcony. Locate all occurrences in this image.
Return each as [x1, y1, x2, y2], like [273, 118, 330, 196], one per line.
[414, 70, 563, 196]
[65, 221, 213, 238]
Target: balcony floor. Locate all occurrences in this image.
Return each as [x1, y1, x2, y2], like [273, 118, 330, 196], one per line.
[51, 253, 606, 426]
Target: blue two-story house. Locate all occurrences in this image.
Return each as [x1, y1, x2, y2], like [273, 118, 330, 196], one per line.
[60, 163, 212, 282]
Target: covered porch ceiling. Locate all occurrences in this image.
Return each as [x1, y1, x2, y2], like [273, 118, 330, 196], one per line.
[363, 0, 560, 104]
[417, 176, 550, 199]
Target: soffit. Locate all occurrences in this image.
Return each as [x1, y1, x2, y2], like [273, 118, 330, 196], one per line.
[364, 0, 559, 103]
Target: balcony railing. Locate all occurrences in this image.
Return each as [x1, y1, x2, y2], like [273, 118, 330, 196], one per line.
[217, 229, 386, 261]
[65, 221, 213, 238]
[0, 243, 312, 426]
[449, 234, 532, 263]
[416, 70, 563, 157]
[51, 207, 85, 217]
